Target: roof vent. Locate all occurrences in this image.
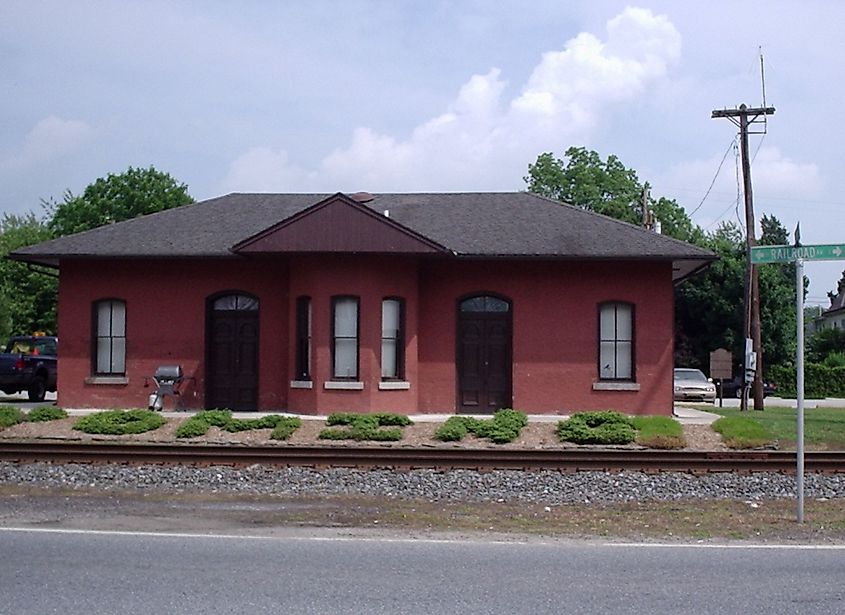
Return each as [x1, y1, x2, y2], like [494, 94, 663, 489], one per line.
[349, 191, 374, 203]
[383, 209, 390, 218]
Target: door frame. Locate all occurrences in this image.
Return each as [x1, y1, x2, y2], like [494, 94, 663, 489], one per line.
[455, 292, 513, 414]
[205, 291, 260, 411]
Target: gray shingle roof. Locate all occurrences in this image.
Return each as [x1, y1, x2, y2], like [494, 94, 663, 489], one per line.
[11, 191, 715, 279]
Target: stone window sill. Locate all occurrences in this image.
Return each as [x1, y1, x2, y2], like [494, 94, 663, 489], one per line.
[290, 380, 313, 389]
[592, 381, 640, 392]
[324, 381, 364, 391]
[378, 381, 410, 391]
[84, 376, 129, 386]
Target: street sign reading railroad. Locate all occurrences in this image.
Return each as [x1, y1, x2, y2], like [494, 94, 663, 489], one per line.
[750, 243, 845, 264]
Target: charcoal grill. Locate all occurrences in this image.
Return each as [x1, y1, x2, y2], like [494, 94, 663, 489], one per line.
[145, 365, 183, 411]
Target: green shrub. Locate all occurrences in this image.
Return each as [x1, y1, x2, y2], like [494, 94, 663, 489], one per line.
[270, 417, 302, 440]
[175, 417, 212, 438]
[0, 406, 24, 428]
[434, 409, 528, 444]
[26, 406, 68, 422]
[224, 415, 284, 432]
[768, 363, 845, 398]
[630, 415, 685, 449]
[557, 411, 636, 445]
[175, 410, 302, 440]
[174, 410, 234, 438]
[319, 412, 412, 441]
[434, 417, 471, 442]
[712, 416, 775, 449]
[73, 409, 166, 435]
[196, 409, 233, 427]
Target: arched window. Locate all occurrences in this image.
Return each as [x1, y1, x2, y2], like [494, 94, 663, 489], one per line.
[93, 299, 126, 375]
[459, 295, 510, 313]
[212, 294, 259, 311]
[598, 302, 634, 380]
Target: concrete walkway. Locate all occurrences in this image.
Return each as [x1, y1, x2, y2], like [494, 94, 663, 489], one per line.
[671, 406, 721, 425]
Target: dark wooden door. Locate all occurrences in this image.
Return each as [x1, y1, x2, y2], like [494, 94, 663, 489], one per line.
[207, 296, 259, 411]
[457, 297, 512, 413]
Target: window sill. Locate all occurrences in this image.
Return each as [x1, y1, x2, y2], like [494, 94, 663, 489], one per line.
[378, 381, 410, 391]
[324, 381, 364, 391]
[290, 380, 313, 390]
[592, 381, 640, 392]
[84, 376, 129, 386]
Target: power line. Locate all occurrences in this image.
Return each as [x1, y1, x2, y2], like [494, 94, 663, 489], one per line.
[688, 137, 737, 218]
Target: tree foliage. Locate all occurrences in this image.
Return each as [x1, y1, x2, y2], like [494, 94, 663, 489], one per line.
[1, 166, 192, 338]
[46, 166, 193, 236]
[525, 148, 797, 373]
[0, 213, 57, 339]
[525, 147, 702, 244]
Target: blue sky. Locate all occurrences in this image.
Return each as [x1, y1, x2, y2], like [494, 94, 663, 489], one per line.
[2, 1, 843, 305]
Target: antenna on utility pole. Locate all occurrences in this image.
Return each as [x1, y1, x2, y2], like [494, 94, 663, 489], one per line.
[711, 103, 775, 411]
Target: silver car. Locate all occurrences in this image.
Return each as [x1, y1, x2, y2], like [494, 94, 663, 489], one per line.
[673, 368, 717, 403]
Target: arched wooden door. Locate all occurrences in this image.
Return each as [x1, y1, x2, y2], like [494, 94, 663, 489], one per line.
[457, 295, 512, 413]
[206, 293, 259, 411]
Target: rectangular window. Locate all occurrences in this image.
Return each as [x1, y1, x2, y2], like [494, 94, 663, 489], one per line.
[599, 302, 633, 380]
[94, 299, 126, 375]
[332, 296, 359, 379]
[381, 298, 404, 379]
[295, 296, 311, 380]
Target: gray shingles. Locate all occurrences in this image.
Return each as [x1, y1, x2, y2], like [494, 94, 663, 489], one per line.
[12, 192, 714, 270]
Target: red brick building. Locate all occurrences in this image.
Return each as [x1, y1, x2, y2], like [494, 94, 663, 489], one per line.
[13, 192, 714, 415]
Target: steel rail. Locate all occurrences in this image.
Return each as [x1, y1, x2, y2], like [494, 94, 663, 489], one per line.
[1, 441, 844, 473]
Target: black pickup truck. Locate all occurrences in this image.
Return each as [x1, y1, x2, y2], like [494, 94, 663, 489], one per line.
[0, 335, 58, 402]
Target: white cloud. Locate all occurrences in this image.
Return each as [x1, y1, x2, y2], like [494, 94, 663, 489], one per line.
[2, 116, 93, 171]
[222, 6, 682, 193]
[221, 147, 314, 193]
[751, 146, 822, 199]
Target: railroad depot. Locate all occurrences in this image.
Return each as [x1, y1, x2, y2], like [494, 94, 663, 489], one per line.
[11, 192, 714, 415]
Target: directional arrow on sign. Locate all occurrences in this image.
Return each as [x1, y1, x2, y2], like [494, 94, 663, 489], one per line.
[751, 243, 845, 264]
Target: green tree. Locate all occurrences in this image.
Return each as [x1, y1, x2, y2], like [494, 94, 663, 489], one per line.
[0, 213, 57, 340]
[524, 147, 701, 243]
[525, 148, 796, 373]
[47, 165, 193, 236]
[674, 223, 745, 369]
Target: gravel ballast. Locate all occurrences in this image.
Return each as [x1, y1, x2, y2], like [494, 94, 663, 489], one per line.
[2, 462, 843, 504]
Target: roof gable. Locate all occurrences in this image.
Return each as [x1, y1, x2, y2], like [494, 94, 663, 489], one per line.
[232, 193, 446, 255]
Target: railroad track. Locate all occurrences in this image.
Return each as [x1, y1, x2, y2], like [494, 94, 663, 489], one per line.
[1, 441, 844, 473]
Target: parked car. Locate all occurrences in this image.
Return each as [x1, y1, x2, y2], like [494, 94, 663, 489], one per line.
[718, 376, 777, 398]
[673, 368, 717, 403]
[0, 335, 58, 402]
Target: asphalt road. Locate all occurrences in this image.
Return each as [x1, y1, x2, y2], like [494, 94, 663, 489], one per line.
[2, 527, 844, 615]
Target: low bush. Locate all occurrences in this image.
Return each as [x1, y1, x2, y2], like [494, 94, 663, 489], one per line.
[435, 417, 471, 442]
[319, 412, 412, 441]
[557, 411, 636, 445]
[434, 409, 528, 444]
[712, 416, 775, 449]
[270, 417, 302, 440]
[630, 415, 686, 449]
[0, 406, 24, 428]
[73, 409, 166, 435]
[175, 410, 233, 438]
[175, 410, 301, 440]
[26, 406, 68, 422]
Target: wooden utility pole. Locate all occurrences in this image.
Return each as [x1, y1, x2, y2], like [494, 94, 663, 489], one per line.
[711, 104, 775, 411]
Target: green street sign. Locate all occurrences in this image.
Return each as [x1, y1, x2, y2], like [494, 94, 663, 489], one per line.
[750, 243, 845, 264]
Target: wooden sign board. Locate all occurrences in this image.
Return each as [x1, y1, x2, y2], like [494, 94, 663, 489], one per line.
[709, 348, 733, 380]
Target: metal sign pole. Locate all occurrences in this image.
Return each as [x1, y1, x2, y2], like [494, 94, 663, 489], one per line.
[796, 257, 805, 524]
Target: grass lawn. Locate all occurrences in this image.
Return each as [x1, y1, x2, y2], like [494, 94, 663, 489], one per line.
[708, 405, 845, 450]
